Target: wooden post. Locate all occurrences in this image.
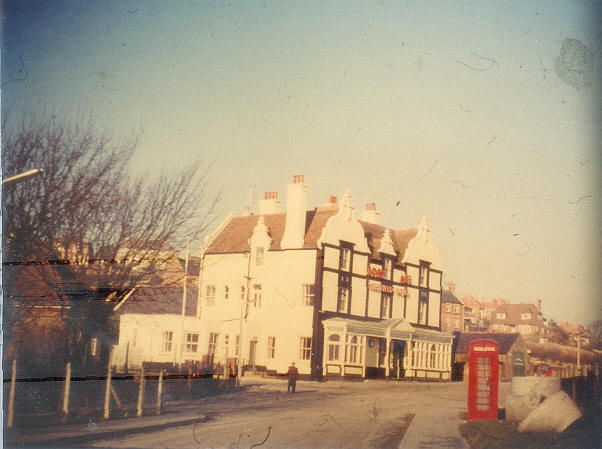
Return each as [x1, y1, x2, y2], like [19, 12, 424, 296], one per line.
[61, 362, 71, 421]
[103, 349, 114, 419]
[156, 369, 163, 414]
[137, 367, 145, 417]
[7, 360, 17, 428]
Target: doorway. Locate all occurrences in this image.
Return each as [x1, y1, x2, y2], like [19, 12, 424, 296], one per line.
[391, 340, 406, 379]
[249, 339, 257, 369]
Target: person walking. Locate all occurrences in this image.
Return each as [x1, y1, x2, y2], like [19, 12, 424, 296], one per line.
[287, 362, 299, 393]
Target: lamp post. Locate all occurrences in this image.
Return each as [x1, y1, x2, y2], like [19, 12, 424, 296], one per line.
[236, 249, 253, 388]
[2, 168, 43, 184]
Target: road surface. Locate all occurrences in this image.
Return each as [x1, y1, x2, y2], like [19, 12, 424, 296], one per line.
[90, 378, 475, 449]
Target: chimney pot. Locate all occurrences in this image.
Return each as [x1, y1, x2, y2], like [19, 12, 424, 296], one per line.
[259, 191, 281, 214]
[329, 195, 338, 205]
[293, 174, 304, 184]
[361, 202, 379, 224]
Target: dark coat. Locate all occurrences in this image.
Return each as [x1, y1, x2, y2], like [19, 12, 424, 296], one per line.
[287, 365, 299, 380]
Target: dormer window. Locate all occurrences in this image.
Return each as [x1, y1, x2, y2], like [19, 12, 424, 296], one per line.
[496, 312, 506, 320]
[340, 246, 351, 272]
[384, 258, 393, 280]
[521, 312, 531, 320]
[255, 247, 264, 265]
[419, 261, 429, 287]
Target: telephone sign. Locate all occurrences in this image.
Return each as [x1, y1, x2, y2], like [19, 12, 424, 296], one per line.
[467, 339, 499, 421]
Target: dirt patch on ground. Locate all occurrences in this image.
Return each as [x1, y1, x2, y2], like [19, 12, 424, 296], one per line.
[459, 417, 599, 449]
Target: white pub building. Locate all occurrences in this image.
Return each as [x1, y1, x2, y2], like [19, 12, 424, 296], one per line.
[197, 175, 452, 381]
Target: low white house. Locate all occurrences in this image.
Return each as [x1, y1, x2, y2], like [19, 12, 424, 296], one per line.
[112, 285, 200, 371]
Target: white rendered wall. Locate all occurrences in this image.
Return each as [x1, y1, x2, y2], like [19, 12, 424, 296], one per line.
[114, 314, 204, 368]
[199, 249, 318, 375]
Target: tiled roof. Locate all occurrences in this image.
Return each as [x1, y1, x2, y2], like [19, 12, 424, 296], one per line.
[206, 206, 417, 261]
[489, 303, 541, 326]
[442, 290, 462, 305]
[359, 220, 417, 262]
[455, 332, 522, 354]
[115, 285, 198, 316]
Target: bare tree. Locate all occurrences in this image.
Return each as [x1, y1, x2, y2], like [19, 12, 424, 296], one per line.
[588, 320, 602, 350]
[2, 112, 218, 375]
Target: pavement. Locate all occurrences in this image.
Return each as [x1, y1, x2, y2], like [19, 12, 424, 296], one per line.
[5, 378, 479, 449]
[5, 411, 209, 448]
[398, 409, 469, 449]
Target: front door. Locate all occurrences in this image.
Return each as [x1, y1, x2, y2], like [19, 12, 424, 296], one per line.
[249, 339, 257, 369]
[391, 340, 405, 378]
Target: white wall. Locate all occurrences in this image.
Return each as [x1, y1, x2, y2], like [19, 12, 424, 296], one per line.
[199, 249, 318, 374]
[114, 314, 204, 368]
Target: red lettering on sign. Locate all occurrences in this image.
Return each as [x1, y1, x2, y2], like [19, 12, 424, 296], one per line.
[367, 267, 386, 278]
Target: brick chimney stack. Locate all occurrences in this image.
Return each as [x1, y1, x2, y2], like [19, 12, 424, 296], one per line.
[259, 191, 281, 215]
[281, 175, 308, 249]
[361, 202, 380, 224]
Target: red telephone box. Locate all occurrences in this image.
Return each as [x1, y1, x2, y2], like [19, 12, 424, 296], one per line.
[467, 339, 499, 421]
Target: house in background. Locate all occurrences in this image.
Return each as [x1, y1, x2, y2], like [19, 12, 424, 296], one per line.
[488, 301, 544, 336]
[440, 287, 463, 334]
[461, 295, 489, 331]
[453, 332, 529, 381]
[196, 175, 453, 381]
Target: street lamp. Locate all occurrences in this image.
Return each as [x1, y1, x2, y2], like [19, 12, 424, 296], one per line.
[236, 248, 253, 388]
[2, 168, 43, 184]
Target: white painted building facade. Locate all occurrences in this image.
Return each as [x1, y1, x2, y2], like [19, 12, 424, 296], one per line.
[196, 175, 453, 380]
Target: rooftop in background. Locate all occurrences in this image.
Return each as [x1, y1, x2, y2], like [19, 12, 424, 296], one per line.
[455, 332, 523, 355]
[441, 290, 462, 305]
[114, 285, 198, 317]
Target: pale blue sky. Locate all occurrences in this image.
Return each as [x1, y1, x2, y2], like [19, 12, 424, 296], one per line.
[3, 1, 600, 324]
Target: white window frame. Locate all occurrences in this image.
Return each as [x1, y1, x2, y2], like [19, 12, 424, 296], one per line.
[302, 284, 315, 306]
[337, 287, 349, 313]
[253, 284, 262, 307]
[328, 334, 341, 361]
[418, 299, 428, 325]
[340, 247, 351, 272]
[162, 331, 173, 352]
[345, 334, 363, 364]
[267, 336, 276, 359]
[206, 285, 216, 306]
[208, 332, 219, 355]
[384, 258, 392, 280]
[255, 247, 264, 265]
[185, 332, 199, 353]
[299, 337, 312, 360]
[380, 295, 391, 319]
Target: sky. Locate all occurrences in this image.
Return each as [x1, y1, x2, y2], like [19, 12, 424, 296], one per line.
[2, 1, 601, 325]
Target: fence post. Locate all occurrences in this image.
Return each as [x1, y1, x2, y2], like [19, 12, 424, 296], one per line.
[156, 369, 163, 414]
[7, 359, 17, 428]
[104, 349, 114, 419]
[61, 362, 71, 421]
[137, 367, 145, 417]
